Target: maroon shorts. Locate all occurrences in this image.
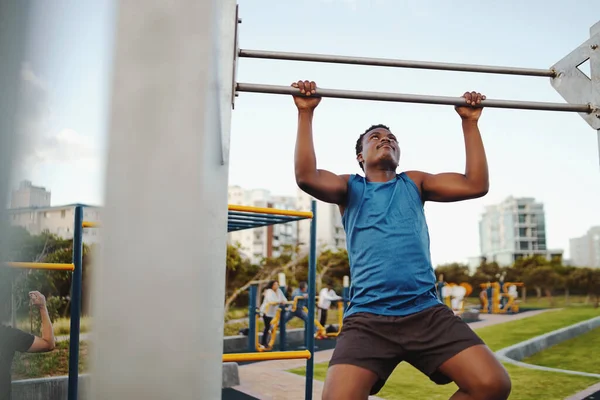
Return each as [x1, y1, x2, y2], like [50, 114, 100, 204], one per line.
[328, 304, 485, 395]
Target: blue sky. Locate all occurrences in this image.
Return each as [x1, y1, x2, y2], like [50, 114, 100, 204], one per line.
[14, 0, 600, 266]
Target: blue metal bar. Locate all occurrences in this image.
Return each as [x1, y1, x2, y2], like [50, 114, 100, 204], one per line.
[279, 304, 287, 351]
[68, 206, 84, 400]
[305, 200, 317, 400]
[248, 284, 257, 352]
[343, 287, 350, 313]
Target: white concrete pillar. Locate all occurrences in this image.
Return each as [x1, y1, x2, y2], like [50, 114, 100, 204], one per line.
[91, 0, 235, 398]
[0, 1, 31, 286]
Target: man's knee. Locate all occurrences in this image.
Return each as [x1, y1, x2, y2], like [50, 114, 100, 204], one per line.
[322, 364, 378, 400]
[466, 370, 512, 400]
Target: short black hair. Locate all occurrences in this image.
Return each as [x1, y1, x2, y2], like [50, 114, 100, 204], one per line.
[355, 124, 390, 171]
[298, 281, 307, 290]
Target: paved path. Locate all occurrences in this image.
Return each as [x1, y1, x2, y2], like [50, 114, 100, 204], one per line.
[565, 382, 600, 400]
[56, 333, 90, 342]
[233, 309, 555, 399]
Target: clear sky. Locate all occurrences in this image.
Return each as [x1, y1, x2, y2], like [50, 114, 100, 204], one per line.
[14, 0, 600, 267]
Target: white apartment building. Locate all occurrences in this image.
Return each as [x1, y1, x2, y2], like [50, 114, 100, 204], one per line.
[7, 180, 102, 245]
[227, 185, 298, 264]
[569, 226, 600, 268]
[297, 188, 346, 252]
[478, 196, 563, 266]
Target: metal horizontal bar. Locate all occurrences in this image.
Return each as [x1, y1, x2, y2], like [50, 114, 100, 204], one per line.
[228, 204, 313, 219]
[4, 262, 75, 271]
[82, 221, 100, 228]
[222, 350, 311, 363]
[236, 83, 592, 113]
[239, 49, 556, 78]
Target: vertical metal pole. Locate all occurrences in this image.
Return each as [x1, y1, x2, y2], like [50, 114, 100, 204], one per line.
[305, 200, 317, 400]
[248, 284, 257, 352]
[68, 206, 84, 400]
[279, 304, 287, 351]
[342, 287, 350, 313]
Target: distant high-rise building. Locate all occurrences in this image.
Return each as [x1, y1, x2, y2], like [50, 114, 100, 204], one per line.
[227, 185, 298, 264]
[569, 226, 600, 268]
[297, 188, 346, 252]
[478, 196, 563, 266]
[10, 180, 51, 209]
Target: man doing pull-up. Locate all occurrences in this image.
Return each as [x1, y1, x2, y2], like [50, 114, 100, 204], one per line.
[292, 80, 511, 400]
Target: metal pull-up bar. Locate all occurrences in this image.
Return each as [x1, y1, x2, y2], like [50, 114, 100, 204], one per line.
[236, 83, 593, 113]
[239, 49, 557, 78]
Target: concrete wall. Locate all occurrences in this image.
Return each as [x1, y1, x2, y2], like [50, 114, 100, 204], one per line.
[495, 316, 600, 378]
[12, 364, 240, 400]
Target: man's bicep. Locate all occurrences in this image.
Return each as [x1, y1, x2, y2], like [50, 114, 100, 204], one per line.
[421, 172, 481, 202]
[296, 170, 349, 205]
[27, 336, 54, 353]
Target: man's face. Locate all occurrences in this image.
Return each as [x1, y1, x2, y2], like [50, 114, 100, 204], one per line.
[357, 128, 400, 170]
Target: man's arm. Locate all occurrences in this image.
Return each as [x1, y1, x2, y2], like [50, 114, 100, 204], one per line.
[292, 80, 349, 205]
[408, 91, 489, 203]
[26, 291, 55, 352]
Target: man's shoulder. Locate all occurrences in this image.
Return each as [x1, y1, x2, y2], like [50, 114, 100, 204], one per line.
[339, 174, 352, 182]
[402, 170, 428, 184]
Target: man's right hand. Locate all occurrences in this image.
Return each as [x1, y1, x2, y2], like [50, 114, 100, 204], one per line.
[292, 80, 321, 111]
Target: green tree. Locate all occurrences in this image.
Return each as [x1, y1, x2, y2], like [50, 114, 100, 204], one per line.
[521, 265, 563, 306]
[316, 248, 349, 292]
[434, 263, 471, 285]
[570, 267, 600, 307]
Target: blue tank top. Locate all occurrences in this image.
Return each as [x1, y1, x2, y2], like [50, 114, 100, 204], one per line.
[342, 173, 441, 317]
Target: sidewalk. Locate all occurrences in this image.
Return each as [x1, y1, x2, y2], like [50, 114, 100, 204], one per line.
[233, 310, 555, 399]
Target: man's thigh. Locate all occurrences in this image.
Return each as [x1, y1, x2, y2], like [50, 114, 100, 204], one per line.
[327, 313, 402, 396]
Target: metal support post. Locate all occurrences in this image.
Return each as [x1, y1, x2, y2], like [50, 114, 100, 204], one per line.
[342, 275, 350, 313]
[90, 0, 235, 398]
[248, 284, 257, 352]
[305, 200, 317, 400]
[68, 206, 84, 400]
[279, 304, 287, 351]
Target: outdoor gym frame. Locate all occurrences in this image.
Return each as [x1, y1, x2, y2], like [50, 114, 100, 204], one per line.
[3, 206, 89, 400]
[80, 2, 599, 400]
[234, 18, 600, 162]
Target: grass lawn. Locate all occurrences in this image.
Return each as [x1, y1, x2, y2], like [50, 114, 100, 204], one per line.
[11, 340, 88, 381]
[524, 326, 600, 375]
[289, 306, 600, 400]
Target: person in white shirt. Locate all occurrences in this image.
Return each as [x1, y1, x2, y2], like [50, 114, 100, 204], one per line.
[258, 280, 287, 347]
[318, 283, 342, 329]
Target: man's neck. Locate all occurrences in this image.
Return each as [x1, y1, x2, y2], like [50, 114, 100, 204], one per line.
[364, 168, 397, 183]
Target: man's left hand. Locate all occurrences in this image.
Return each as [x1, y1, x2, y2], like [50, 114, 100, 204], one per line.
[29, 291, 47, 309]
[455, 91, 486, 121]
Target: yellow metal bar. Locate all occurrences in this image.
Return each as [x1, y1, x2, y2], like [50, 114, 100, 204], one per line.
[228, 204, 313, 219]
[4, 262, 75, 271]
[82, 221, 100, 228]
[223, 350, 311, 363]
